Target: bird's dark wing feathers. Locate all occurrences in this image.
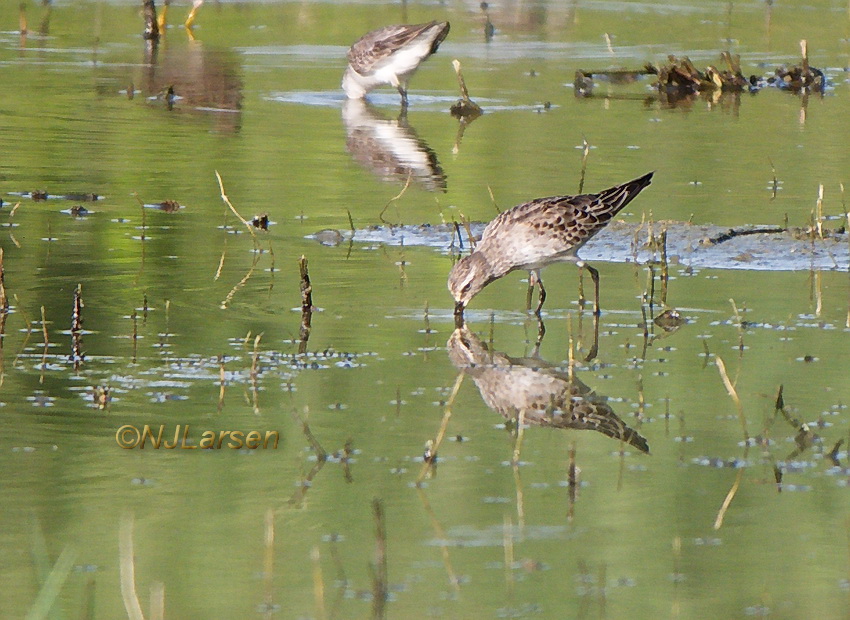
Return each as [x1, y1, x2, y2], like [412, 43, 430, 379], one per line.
[348, 21, 447, 74]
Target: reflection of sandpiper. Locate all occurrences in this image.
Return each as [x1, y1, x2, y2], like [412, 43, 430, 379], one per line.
[448, 173, 654, 316]
[447, 324, 649, 453]
[342, 99, 446, 192]
[342, 21, 451, 106]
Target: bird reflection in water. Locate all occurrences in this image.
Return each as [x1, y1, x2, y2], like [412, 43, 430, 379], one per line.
[342, 99, 447, 193]
[447, 322, 649, 454]
[132, 39, 244, 134]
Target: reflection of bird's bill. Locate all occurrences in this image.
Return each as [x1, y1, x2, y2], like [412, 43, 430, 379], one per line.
[341, 99, 446, 192]
[447, 324, 649, 453]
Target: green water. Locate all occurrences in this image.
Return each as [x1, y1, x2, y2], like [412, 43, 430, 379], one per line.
[2, 1, 850, 618]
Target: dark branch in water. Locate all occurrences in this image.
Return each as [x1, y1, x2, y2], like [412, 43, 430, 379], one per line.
[705, 226, 786, 246]
[142, 0, 159, 41]
[298, 256, 313, 355]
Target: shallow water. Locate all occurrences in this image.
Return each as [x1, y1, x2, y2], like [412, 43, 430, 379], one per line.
[2, 1, 850, 618]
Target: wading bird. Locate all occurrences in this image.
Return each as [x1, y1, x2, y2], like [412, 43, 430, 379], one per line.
[448, 172, 654, 316]
[342, 21, 450, 106]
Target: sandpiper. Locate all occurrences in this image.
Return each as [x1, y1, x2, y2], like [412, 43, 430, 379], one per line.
[342, 21, 451, 106]
[448, 172, 654, 316]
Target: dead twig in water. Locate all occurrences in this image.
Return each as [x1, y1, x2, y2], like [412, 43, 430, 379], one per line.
[379, 171, 412, 224]
[215, 170, 257, 241]
[119, 512, 145, 620]
[299, 256, 313, 355]
[578, 137, 590, 194]
[417, 372, 465, 484]
[370, 498, 388, 620]
[713, 355, 749, 530]
[450, 59, 483, 120]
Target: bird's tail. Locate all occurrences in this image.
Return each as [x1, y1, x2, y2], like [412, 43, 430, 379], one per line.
[596, 171, 654, 217]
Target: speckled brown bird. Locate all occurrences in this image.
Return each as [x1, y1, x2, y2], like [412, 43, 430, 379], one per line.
[342, 21, 450, 105]
[447, 324, 649, 453]
[448, 172, 654, 316]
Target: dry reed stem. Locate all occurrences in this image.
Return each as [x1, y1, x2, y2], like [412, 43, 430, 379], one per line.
[816, 184, 824, 240]
[414, 487, 461, 592]
[459, 213, 476, 249]
[452, 59, 472, 101]
[503, 513, 514, 594]
[0, 248, 7, 311]
[311, 547, 326, 620]
[416, 372, 465, 484]
[715, 355, 749, 442]
[25, 546, 77, 620]
[40, 306, 48, 345]
[487, 185, 501, 213]
[371, 499, 388, 619]
[214, 171, 257, 239]
[512, 407, 527, 465]
[578, 137, 590, 194]
[149, 582, 164, 620]
[379, 171, 412, 223]
[119, 512, 145, 620]
[714, 468, 744, 530]
[263, 507, 275, 611]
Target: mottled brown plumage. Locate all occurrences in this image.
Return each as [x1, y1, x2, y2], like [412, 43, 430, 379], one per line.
[448, 172, 654, 315]
[447, 324, 649, 453]
[342, 21, 450, 104]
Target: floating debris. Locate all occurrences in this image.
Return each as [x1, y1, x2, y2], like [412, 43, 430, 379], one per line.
[576, 44, 826, 103]
[251, 213, 270, 230]
[31, 190, 48, 201]
[155, 200, 181, 212]
[70, 283, 84, 369]
[69, 205, 89, 217]
[654, 309, 686, 333]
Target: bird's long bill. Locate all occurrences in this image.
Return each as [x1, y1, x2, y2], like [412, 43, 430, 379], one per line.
[453, 301, 465, 327]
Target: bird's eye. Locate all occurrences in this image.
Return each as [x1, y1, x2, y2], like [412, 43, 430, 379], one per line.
[461, 283, 472, 294]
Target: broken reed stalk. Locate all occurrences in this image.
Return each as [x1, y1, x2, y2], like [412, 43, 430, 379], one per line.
[0, 247, 8, 312]
[730, 298, 745, 355]
[660, 229, 669, 305]
[578, 137, 590, 194]
[131, 311, 138, 364]
[416, 372, 465, 484]
[40, 306, 48, 346]
[371, 498, 388, 620]
[452, 59, 473, 101]
[149, 582, 165, 620]
[25, 545, 77, 620]
[142, 0, 159, 40]
[251, 334, 262, 414]
[567, 441, 577, 520]
[487, 186, 501, 214]
[379, 171, 412, 223]
[299, 256, 313, 354]
[311, 547, 326, 620]
[414, 488, 461, 592]
[816, 184, 824, 240]
[713, 355, 748, 530]
[70, 284, 84, 369]
[459, 214, 476, 249]
[715, 355, 749, 442]
[218, 355, 226, 413]
[263, 507, 275, 610]
[503, 513, 515, 594]
[512, 407, 527, 465]
[214, 170, 257, 241]
[119, 512, 145, 620]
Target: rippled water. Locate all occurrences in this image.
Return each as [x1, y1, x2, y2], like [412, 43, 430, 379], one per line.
[2, 1, 850, 618]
